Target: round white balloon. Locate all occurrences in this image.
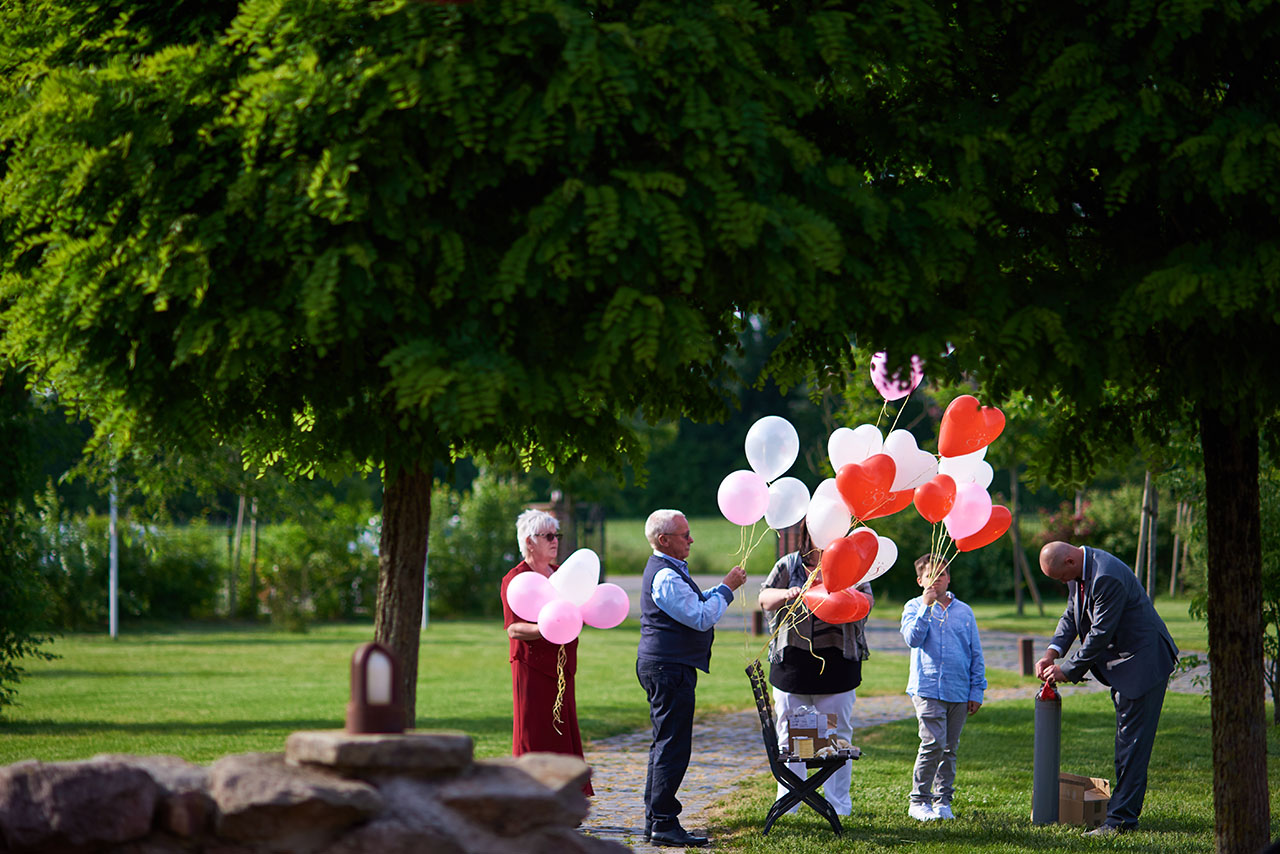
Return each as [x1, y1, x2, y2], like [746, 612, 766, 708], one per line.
[745, 416, 800, 482]
[549, 548, 601, 606]
[829, 424, 883, 472]
[883, 429, 939, 491]
[806, 496, 851, 550]
[814, 477, 840, 503]
[765, 477, 811, 530]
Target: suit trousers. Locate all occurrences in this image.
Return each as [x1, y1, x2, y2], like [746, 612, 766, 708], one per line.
[636, 659, 697, 832]
[1108, 678, 1169, 828]
[772, 687, 857, 815]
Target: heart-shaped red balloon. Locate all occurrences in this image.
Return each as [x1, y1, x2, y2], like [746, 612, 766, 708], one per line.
[802, 583, 872, 624]
[862, 488, 915, 521]
[956, 505, 1013, 552]
[913, 474, 957, 524]
[835, 454, 896, 520]
[938, 395, 1006, 458]
[822, 529, 880, 592]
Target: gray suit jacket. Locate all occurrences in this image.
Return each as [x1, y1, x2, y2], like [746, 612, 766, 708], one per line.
[1051, 547, 1178, 699]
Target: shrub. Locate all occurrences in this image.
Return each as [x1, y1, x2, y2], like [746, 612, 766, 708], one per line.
[31, 485, 223, 628]
[0, 508, 57, 711]
[257, 497, 379, 630]
[426, 473, 532, 619]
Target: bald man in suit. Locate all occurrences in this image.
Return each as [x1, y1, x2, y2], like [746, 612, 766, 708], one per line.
[1035, 541, 1178, 836]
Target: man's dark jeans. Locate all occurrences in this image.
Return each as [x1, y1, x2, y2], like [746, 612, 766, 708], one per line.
[637, 658, 698, 833]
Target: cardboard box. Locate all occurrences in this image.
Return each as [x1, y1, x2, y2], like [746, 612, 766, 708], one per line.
[1059, 773, 1110, 827]
[787, 711, 838, 755]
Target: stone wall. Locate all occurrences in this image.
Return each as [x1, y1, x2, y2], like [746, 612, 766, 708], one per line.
[0, 731, 630, 854]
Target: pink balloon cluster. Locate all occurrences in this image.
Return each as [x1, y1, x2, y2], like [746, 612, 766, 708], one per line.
[505, 548, 629, 644]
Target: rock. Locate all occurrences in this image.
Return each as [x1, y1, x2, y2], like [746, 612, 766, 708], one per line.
[316, 779, 468, 854]
[285, 731, 473, 778]
[492, 753, 592, 816]
[434, 761, 587, 836]
[208, 753, 382, 853]
[94, 755, 212, 838]
[0, 758, 159, 852]
[528, 827, 634, 854]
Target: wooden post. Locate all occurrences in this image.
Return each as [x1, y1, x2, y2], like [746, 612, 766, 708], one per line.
[1146, 482, 1159, 599]
[248, 497, 259, 619]
[1011, 467, 1024, 615]
[231, 493, 246, 617]
[1134, 471, 1150, 579]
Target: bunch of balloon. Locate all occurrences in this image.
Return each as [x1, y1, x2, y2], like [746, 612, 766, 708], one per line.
[791, 352, 928, 626]
[504, 549, 629, 643]
[504, 548, 629, 727]
[913, 395, 1015, 585]
[716, 415, 811, 561]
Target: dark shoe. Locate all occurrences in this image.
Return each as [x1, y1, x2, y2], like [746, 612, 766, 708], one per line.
[650, 826, 710, 847]
[643, 821, 651, 841]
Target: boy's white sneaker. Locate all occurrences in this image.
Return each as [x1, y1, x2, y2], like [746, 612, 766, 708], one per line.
[908, 803, 939, 822]
[934, 804, 955, 820]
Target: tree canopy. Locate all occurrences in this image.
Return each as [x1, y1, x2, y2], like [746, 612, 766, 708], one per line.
[0, 0, 945, 721]
[807, 2, 1280, 848]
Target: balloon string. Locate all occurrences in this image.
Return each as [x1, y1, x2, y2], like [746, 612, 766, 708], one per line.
[754, 551, 830, 674]
[755, 567, 820, 663]
[552, 645, 567, 735]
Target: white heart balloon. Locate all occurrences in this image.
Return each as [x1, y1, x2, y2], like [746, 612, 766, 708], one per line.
[939, 451, 994, 490]
[805, 496, 851, 550]
[828, 424, 882, 472]
[745, 415, 800, 482]
[883, 429, 939, 491]
[854, 530, 898, 584]
[549, 548, 600, 606]
[765, 477, 811, 530]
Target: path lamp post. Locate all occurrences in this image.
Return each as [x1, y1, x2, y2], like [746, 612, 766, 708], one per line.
[345, 642, 405, 734]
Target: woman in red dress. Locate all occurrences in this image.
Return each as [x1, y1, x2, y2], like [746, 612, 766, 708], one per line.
[500, 509, 593, 795]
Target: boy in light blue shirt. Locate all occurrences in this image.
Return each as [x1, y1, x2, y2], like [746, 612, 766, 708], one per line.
[900, 554, 986, 821]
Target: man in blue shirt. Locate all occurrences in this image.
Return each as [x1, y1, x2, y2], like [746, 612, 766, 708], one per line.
[637, 509, 747, 848]
[900, 554, 987, 822]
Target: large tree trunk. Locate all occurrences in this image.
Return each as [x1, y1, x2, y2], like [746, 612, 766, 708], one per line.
[375, 464, 432, 729]
[1200, 409, 1268, 854]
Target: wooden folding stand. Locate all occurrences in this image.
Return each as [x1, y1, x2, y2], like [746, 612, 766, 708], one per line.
[746, 660, 859, 836]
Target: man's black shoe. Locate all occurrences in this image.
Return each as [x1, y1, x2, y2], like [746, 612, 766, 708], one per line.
[643, 821, 652, 841]
[650, 826, 710, 848]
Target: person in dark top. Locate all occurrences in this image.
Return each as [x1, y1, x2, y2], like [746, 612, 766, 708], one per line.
[759, 525, 873, 817]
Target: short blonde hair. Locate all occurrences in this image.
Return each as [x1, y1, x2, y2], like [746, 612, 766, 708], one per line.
[644, 509, 686, 549]
[516, 509, 559, 560]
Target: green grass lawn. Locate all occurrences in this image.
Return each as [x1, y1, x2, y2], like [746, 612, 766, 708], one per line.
[0, 618, 1263, 852]
[706, 691, 1271, 853]
[0, 618, 1027, 765]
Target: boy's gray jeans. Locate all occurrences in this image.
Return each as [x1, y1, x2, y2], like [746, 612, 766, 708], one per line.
[910, 695, 969, 807]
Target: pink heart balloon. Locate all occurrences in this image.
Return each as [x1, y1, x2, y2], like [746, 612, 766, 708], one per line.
[870, 352, 924, 401]
[944, 482, 993, 540]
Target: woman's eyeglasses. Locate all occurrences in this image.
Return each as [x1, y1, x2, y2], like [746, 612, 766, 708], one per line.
[538, 532, 563, 541]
